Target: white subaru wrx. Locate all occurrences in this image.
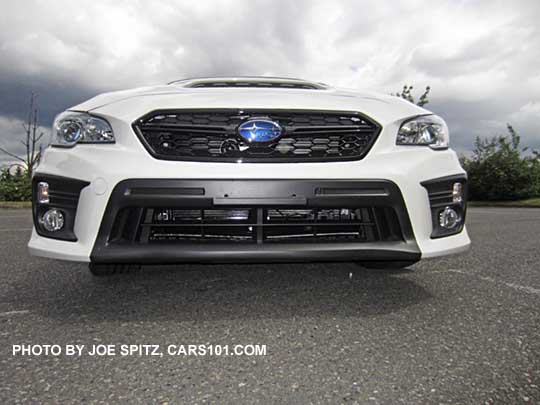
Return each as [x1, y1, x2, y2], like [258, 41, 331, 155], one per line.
[28, 77, 470, 275]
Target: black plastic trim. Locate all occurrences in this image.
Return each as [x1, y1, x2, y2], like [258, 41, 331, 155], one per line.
[92, 242, 420, 264]
[32, 174, 90, 241]
[91, 179, 420, 264]
[421, 174, 468, 239]
[421, 173, 468, 185]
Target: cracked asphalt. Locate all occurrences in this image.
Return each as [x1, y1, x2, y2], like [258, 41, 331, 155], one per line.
[0, 207, 539, 404]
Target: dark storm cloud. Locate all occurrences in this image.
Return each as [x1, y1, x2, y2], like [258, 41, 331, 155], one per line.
[1, 0, 539, 165]
[0, 116, 50, 167]
[0, 0, 313, 122]
[0, 78, 96, 125]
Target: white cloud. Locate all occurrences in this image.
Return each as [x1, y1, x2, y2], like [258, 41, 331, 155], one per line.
[0, 0, 539, 152]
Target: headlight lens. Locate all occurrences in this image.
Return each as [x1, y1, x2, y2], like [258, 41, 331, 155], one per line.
[397, 115, 449, 149]
[52, 112, 114, 147]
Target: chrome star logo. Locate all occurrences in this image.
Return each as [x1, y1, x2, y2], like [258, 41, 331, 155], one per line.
[238, 119, 282, 142]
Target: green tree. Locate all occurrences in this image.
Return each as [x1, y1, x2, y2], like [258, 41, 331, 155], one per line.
[460, 124, 540, 200]
[394, 85, 431, 106]
[0, 167, 32, 201]
[0, 93, 44, 178]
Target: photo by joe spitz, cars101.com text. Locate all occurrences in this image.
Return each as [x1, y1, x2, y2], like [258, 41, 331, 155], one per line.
[28, 76, 470, 275]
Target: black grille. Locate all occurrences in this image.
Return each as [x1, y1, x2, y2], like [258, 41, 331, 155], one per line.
[187, 81, 321, 89]
[110, 206, 403, 245]
[133, 109, 381, 162]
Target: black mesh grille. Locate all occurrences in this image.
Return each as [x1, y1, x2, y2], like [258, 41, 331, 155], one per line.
[110, 206, 403, 245]
[133, 109, 381, 162]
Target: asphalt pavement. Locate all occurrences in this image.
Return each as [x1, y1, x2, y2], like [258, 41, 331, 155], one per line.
[0, 208, 539, 404]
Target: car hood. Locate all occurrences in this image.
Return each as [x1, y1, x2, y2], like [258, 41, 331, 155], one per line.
[70, 85, 430, 125]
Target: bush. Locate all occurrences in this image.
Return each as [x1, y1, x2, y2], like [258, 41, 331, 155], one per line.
[0, 168, 32, 201]
[461, 125, 540, 201]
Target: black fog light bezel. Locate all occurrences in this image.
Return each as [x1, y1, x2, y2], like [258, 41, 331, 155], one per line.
[32, 175, 90, 241]
[421, 175, 467, 239]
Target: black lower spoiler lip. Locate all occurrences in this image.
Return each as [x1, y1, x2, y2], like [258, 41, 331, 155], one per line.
[91, 241, 420, 264]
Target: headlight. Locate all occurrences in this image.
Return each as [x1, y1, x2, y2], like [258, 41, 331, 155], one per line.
[52, 112, 114, 147]
[396, 115, 449, 149]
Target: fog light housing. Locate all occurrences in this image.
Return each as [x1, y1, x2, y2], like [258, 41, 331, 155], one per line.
[452, 182, 463, 204]
[439, 206, 460, 229]
[40, 209, 65, 232]
[37, 182, 50, 204]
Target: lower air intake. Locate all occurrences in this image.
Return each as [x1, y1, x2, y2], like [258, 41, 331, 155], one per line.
[110, 207, 403, 244]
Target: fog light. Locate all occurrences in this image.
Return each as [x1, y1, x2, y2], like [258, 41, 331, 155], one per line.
[452, 182, 463, 204]
[37, 182, 50, 204]
[439, 206, 460, 229]
[40, 209, 65, 232]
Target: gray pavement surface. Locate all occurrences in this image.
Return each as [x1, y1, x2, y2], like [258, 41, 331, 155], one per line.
[0, 208, 539, 404]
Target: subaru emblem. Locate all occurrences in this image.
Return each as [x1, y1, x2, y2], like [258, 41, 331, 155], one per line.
[238, 119, 282, 142]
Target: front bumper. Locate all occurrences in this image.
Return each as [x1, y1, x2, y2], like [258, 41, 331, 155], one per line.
[28, 144, 471, 262]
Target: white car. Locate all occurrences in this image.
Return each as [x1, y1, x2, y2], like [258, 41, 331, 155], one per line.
[28, 77, 470, 276]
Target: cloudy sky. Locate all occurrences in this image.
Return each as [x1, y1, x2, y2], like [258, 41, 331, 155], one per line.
[1, 0, 539, 166]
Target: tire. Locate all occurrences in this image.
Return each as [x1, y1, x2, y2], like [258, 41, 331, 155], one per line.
[89, 263, 140, 276]
[358, 261, 416, 270]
